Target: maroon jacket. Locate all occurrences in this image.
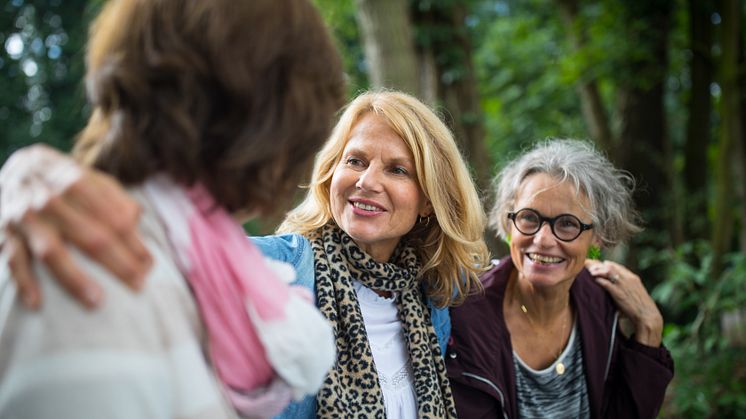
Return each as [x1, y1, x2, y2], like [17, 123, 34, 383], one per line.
[446, 257, 674, 418]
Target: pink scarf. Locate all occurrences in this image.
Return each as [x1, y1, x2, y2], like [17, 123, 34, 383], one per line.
[142, 176, 334, 417]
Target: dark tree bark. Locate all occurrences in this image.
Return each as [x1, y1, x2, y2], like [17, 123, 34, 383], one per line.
[712, 0, 742, 274]
[556, 0, 615, 156]
[613, 0, 672, 252]
[424, 4, 492, 196]
[683, 0, 715, 241]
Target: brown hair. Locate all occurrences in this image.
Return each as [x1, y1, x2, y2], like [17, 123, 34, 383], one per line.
[74, 0, 346, 214]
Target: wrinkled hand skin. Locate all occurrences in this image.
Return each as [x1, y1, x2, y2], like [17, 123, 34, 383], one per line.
[0, 144, 152, 309]
[585, 259, 664, 347]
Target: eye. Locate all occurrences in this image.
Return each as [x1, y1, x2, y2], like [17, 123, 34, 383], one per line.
[391, 166, 409, 176]
[518, 211, 538, 224]
[557, 215, 581, 230]
[345, 157, 364, 167]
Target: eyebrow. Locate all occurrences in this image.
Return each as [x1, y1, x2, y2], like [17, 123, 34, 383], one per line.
[343, 146, 415, 167]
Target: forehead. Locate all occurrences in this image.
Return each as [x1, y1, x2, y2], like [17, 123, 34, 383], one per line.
[514, 173, 592, 218]
[344, 113, 414, 160]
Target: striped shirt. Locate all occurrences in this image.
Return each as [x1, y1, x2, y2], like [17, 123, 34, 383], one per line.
[513, 320, 590, 419]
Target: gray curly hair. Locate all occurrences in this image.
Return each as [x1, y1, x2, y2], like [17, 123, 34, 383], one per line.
[489, 139, 642, 248]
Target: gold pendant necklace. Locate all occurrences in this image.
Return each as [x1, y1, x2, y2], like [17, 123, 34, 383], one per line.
[519, 301, 568, 375]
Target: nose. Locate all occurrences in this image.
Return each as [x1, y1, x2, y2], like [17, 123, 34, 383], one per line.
[532, 222, 555, 246]
[356, 166, 383, 192]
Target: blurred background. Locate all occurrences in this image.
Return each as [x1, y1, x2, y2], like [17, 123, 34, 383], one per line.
[1, 0, 745, 416]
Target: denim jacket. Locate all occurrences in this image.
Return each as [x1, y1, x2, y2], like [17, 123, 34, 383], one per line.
[251, 233, 452, 419]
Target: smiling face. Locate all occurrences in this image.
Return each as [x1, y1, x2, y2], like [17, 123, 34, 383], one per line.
[329, 112, 431, 262]
[510, 173, 598, 289]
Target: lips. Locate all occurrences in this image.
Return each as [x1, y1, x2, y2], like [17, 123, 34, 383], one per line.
[527, 253, 564, 264]
[353, 201, 383, 211]
[349, 198, 385, 213]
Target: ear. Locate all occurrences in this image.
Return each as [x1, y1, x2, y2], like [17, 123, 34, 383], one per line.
[419, 200, 433, 217]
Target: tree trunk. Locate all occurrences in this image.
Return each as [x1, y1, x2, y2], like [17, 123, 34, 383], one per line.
[555, 0, 615, 156]
[712, 0, 742, 274]
[433, 5, 492, 196]
[355, 0, 419, 94]
[738, 15, 746, 254]
[683, 0, 715, 241]
[613, 0, 672, 254]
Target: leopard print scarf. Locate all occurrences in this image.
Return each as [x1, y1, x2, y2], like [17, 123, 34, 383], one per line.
[309, 223, 456, 418]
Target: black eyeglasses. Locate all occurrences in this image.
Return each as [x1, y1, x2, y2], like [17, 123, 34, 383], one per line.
[507, 208, 593, 242]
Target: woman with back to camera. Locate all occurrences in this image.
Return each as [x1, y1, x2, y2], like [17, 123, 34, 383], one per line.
[0, 91, 490, 418]
[0, 0, 346, 417]
[446, 139, 674, 418]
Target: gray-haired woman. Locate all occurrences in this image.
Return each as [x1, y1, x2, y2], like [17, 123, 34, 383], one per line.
[446, 139, 673, 418]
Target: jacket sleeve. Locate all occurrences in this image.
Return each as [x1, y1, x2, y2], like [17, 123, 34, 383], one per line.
[429, 303, 451, 356]
[450, 375, 505, 419]
[253, 234, 319, 419]
[604, 335, 674, 418]
[250, 234, 315, 295]
[272, 394, 316, 419]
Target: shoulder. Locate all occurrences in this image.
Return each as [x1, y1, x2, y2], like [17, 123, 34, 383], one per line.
[448, 258, 512, 357]
[451, 257, 511, 321]
[571, 268, 617, 323]
[251, 234, 313, 275]
[250, 233, 311, 264]
[251, 233, 315, 293]
[479, 257, 512, 291]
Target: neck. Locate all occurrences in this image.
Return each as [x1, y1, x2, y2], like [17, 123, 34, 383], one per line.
[511, 270, 571, 325]
[356, 240, 399, 263]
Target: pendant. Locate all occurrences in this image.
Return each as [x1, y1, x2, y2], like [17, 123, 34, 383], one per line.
[555, 362, 565, 375]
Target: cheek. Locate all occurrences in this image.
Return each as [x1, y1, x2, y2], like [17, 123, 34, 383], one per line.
[509, 238, 522, 260]
[329, 172, 346, 216]
[402, 186, 426, 222]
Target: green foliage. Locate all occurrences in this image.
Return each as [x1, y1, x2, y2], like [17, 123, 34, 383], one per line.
[312, 0, 368, 96]
[472, 0, 586, 167]
[649, 242, 746, 418]
[0, 0, 102, 164]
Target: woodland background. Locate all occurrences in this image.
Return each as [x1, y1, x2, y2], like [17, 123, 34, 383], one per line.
[1, 0, 745, 416]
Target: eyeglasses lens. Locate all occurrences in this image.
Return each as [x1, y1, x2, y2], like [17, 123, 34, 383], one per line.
[513, 209, 582, 241]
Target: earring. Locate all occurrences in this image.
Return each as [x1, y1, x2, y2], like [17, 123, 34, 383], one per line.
[418, 215, 431, 227]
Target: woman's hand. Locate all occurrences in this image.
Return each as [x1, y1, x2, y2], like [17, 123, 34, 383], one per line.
[0, 144, 152, 309]
[585, 259, 664, 347]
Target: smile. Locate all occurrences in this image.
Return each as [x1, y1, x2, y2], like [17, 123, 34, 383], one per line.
[352, 201, 384, 212]
[527, 253, 564, 264]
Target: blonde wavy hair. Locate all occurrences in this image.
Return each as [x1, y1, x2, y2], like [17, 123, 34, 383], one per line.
[278, 91, 489, 306]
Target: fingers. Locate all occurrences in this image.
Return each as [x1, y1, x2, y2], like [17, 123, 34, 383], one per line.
[19, 213, 103, 309]
[585, 258, 664, 346]
[39, 188, 151, 290]
[4, 229, 41, 309]
[69, 171, 141, 237]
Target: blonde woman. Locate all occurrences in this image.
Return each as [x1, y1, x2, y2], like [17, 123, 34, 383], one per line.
[1, 91, 490, 418]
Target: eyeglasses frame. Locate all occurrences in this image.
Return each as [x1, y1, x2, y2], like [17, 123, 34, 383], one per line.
[507, 208, 593, 242]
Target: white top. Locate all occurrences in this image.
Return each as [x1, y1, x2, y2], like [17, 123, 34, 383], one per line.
[0, 190, 237, 419]
[353, 281, 417, 419]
